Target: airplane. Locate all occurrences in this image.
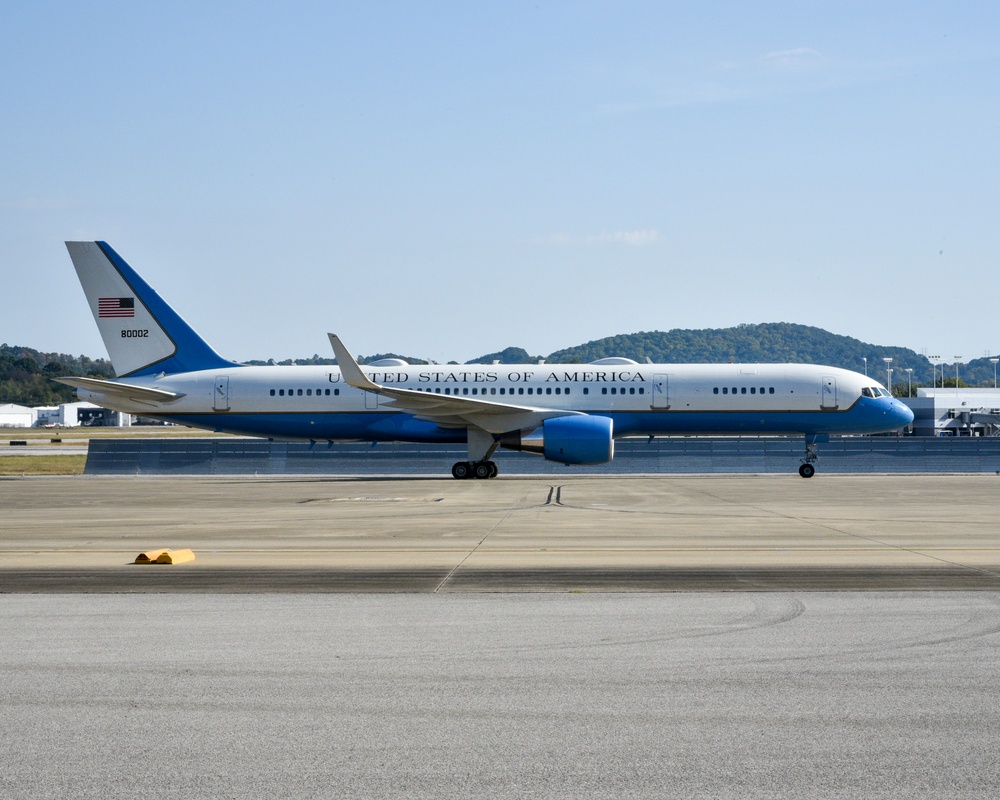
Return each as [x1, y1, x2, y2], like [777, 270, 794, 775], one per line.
[60, 241, 914, 479]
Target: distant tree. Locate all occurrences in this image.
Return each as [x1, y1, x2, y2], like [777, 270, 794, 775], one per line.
[466, 347, 541, 365]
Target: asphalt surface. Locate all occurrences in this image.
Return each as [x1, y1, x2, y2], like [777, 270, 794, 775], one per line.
[3, 592, 999, 799]
[2, 474, 999, 591]
[4, 475, 1000, 797]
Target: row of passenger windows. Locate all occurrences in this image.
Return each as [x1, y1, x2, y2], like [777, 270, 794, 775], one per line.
[600, 386, 644, 395]
[266, 385, 648, 398]
[415, 386, 572, 396]
[269, 388, 341, 396]
[713, 387, 776, 395]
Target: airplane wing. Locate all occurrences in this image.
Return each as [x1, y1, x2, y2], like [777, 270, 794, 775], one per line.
[328, 334, 580, 433]
[55, 377, 185, 405]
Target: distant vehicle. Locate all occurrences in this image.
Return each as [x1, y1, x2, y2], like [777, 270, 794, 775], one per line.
[60, 241, 913, 478]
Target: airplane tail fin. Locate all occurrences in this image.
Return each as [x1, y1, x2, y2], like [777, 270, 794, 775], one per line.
[65, 241, 239, 378]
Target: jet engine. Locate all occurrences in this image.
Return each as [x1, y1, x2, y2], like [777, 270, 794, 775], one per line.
[500, 415, 614, 465]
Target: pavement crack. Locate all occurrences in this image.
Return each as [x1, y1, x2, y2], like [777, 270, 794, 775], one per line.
[434, 490, 530, 592]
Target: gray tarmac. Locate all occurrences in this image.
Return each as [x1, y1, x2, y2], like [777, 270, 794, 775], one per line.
[4, 475, 1000, 797]
[1, 473, 999, 591]
[2, 592, 1000, 799]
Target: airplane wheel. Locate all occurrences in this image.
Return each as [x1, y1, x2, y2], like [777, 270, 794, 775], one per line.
[798, 463, 816, 479]
[473, 462, 493, 480]
[452, 461, 472, 479]
[488, 461, 499, 478]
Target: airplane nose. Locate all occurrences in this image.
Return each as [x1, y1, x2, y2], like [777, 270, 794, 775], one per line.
[892, 401, 914, 428]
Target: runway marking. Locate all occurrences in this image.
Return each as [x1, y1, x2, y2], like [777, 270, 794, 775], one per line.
[543, 485, 564, 506]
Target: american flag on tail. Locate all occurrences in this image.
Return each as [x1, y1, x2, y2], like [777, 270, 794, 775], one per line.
[98, 297, 135, 318]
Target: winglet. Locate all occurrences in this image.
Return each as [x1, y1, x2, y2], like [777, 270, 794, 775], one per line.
[328, 334, 380, 392]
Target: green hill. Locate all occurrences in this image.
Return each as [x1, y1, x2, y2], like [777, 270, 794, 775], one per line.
[1, 344, 114, 406]
[543, 324, 998, 392]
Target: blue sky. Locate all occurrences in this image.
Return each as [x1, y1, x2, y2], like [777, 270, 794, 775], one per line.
[3, 1, 999, 365]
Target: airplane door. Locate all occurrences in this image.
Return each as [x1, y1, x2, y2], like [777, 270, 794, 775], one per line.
[821, 375, 837, 409]
[213, 376, 230, 411]
[651, 374, 670, 409]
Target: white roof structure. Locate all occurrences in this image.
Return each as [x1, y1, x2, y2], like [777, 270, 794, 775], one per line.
[0, 403, 36, 428]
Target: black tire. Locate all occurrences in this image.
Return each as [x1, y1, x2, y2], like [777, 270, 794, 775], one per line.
[452, 461, 471, 479]
[798, 463, 816, 479]
[487, 461, 499, 478]
[473, 462, 493, 480]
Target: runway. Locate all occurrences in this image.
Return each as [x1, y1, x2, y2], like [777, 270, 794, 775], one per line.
[5, 475, 1000, 797]
[3, 592, 1000, 799]
[2, 474, 999, 591]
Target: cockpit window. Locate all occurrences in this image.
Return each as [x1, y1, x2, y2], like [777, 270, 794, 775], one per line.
[862, 387, 874, 398]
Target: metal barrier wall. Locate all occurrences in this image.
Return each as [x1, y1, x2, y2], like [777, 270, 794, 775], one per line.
[85, 436, 1000, 475]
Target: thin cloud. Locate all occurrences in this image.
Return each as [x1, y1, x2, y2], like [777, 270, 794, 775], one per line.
[759, 48, 823, 69]
[3, 196, 79, 212]
[533, 230, 661, 247]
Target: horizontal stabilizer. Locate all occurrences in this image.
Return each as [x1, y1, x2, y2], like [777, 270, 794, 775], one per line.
[56, 376, 185, 404]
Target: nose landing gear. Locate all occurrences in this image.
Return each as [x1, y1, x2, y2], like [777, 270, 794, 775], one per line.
[798, 434, 826, 478]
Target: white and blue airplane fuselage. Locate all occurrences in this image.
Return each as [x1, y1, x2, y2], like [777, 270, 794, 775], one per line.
[61, 242, 914, 478]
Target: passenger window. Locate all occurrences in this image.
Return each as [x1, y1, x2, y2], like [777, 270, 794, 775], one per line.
[278, 389, 285, 396]
[630, 387, 635, 395]
[270, 389, 275, 396]
[546, 387, 552, 395]
[769, 387, 774, 394]
[741, 387, 746, 395]
[518, 388, 524, 395]
[491, 388, 496, 395]
[610, 387, 616, 395]
[566, 388, 571, 395]
[306, 389, 312, 396]
[713, 388, 719, 394]
[638, 388, 643, 394]
[750, 387, 756, 394]
[722, 387, 728, 394]
[583, 388, 589, 395]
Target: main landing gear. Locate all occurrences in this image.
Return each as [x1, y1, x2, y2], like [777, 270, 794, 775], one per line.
[453, 427, 501, 479]
[451, 460, 499, 479]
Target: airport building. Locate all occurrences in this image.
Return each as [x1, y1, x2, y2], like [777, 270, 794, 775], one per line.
[0, 403, 36, 428]
[900, 388, 1000, 437]
[21, 402, 130, 428]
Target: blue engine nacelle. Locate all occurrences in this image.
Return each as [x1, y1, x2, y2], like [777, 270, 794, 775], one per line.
[500, 415, 614, 465]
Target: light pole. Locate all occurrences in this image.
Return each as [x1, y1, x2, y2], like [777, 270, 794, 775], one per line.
[955, 357, 962, 394]
[991, 358, 998, 389]
[862, 357, 867, 377]
[905, 368, 913, 397]
[883, 357, 893, 395]
[930, 356, 941, 389]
